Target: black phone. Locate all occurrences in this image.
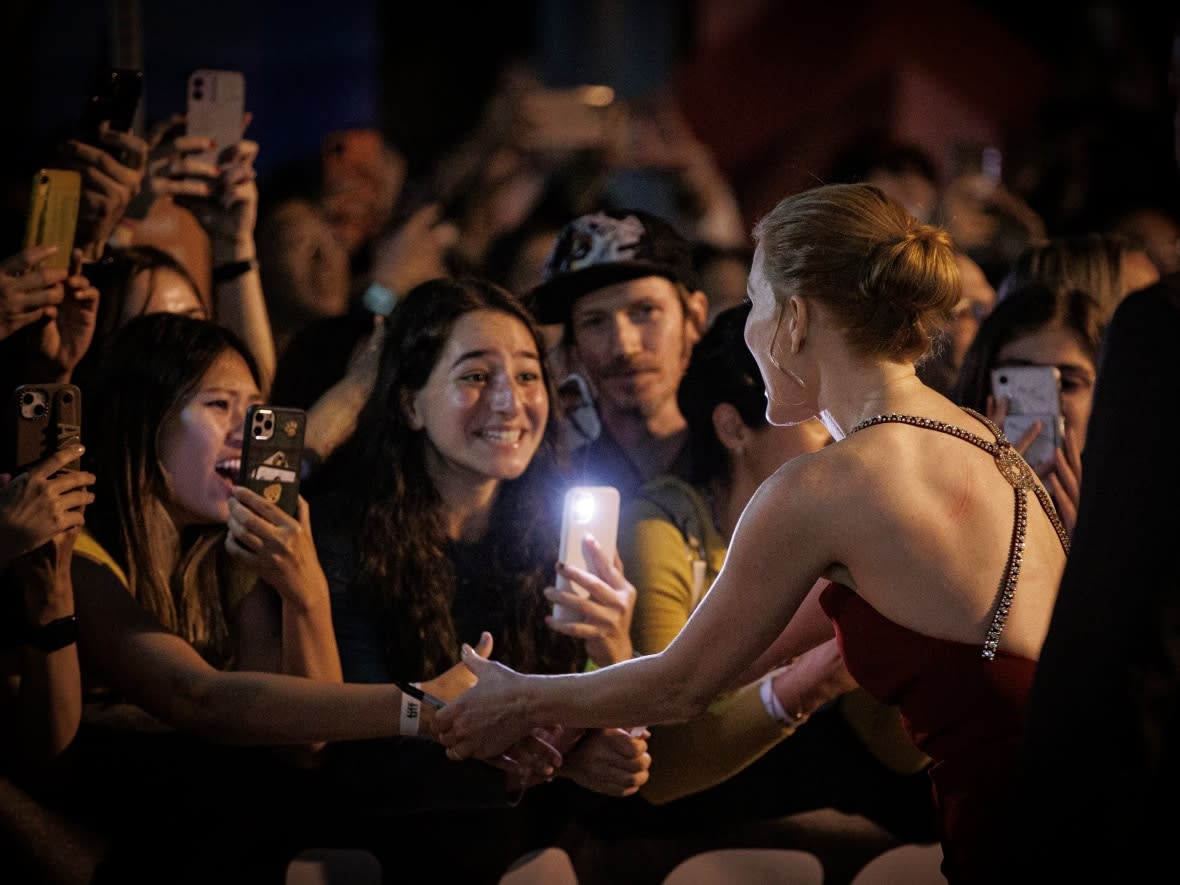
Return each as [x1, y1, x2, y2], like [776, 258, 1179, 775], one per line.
[8, 383, 82, 475]
[76, 67, 143, 145]
[238, 405, 305, 516]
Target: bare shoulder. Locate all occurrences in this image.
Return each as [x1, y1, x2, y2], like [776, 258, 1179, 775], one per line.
[736, 442, 868, 550]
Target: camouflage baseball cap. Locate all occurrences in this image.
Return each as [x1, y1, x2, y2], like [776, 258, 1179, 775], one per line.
[528, 209, 698, 324]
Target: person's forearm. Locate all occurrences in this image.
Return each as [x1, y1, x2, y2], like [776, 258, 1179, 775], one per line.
[213, 239, 276, 392]
[162, 669, 412, 745]
[18, 575, 81, 761]
[529, 653, 705, 732]
[280, 593, 344, 685]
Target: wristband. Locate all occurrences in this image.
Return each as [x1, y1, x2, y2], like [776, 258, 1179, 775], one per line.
[212, 257, 259, 285]
[760, 673, 808, 729]
[24, 614, 78, 653]
[399, 688, 421, 736]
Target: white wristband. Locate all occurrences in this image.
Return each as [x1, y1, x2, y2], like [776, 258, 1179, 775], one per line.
[760, 673, 808, 728]
[399, 687, 422, 736]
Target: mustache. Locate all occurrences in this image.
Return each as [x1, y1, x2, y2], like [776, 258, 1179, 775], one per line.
[599, 357, 659, 378]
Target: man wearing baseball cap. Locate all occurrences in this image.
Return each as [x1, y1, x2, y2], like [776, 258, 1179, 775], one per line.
[529, 208, 709, 501]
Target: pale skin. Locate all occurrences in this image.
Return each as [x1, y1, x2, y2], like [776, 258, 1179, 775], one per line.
[435, 243, 1067, 760]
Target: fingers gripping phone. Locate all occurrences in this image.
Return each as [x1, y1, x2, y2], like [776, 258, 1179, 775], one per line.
[991, 366, 1064, 470]
[23, 169, 82, 271]
[9, 384, 82, 475]
[186, 69, 245, 166]
[238, 406, 305, 516]
[76, 66, 143, 145]
[551, 486, 620, 624]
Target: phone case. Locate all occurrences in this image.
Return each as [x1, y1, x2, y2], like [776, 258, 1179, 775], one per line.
[186, 69, 245, 166]
[10, 383, 82, 474]
[992, 366, 1063, 471]
[552, 486, 620, 623]
[239, 406, 304, 516]
[23, 169, 82, 271]
[1002, 413, 1061, 472]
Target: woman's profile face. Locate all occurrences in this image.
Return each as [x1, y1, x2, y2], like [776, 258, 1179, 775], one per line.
[744, 245, 815, 426]
[157, 349, 262, 527]
[995, 321, 1096, 449]
[406, 309, 549, 492]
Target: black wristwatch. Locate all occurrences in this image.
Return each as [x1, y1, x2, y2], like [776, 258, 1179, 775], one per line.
[25, 614, 78, 652]
[212, 257, 260, 285]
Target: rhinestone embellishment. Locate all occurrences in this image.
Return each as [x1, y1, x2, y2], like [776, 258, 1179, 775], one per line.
[848, 408, 1070, 660]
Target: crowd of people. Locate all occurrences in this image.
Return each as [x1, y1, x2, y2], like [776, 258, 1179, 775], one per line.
[1, 16, 1178, 885]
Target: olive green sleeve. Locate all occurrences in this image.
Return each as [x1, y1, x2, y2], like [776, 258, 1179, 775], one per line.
[641, 679, 794, 805]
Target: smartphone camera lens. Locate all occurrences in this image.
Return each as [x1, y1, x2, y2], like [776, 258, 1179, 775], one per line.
[61, 392, 73, 404]
[998, 374, 1008, 385]
[193, 90, 204, 101]
[193, 77, 204, 88]
[263, 419, 273, 431]
[20, 392, 34, 405]
[33, 403, 46, 417]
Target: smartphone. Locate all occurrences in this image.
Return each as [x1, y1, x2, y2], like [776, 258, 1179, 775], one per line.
[186, 69, 245, 166]
[551, 486, 621, 623]
[514, 86, 624, 152]
[238, 405, 305, 516]
[23, 169, 82, 271]
[9, 383, 82, 475]
[991, 365, 1063, 470]
[76, 66, 143, 145]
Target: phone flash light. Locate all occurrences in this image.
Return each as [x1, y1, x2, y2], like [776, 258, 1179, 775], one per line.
[571, 491, 596, 524]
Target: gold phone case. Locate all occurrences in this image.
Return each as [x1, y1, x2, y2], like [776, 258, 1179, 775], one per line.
[23, 169, 82, 271]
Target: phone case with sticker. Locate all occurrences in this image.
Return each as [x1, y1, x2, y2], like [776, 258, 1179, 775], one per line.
[239, 405, 304, 517]
[9, 383, 82, 475]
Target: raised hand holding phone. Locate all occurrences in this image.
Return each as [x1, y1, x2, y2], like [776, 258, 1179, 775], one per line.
[546, 486, 636, 667]
[23, 170, 81, 272]
[0, 247, 69, 341]
[990, 365, 1064, 472]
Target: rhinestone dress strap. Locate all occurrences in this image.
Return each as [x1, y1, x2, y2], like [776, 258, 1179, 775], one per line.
[847, 408, 1070, 661]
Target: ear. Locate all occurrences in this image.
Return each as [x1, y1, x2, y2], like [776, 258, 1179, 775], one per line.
[786, 294, 809, 354]
[684, 289, 709, 344]
[711, 402, 749, 455]
[402, 389, 424, 431]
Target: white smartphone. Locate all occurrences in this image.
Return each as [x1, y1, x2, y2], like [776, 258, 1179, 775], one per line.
[990, 365, 1064, 470]
[186, 69, 245, 166]
[551, 485, 620, 624]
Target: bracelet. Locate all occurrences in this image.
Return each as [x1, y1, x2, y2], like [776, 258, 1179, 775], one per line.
[760, 673, 808, 729]
[399, 687, 421, 737]
[212, 257, 259, 285]
[24, 614, 78, 653]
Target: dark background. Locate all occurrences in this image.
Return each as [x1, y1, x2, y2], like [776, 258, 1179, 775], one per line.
[2, 0, 1177, 239]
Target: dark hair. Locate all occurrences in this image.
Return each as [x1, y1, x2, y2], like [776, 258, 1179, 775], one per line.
[753, 183, 960, 361]
[84, 313, 261, 664]
[313, 277, 580, 679]
[952, 282, 1106, 413]
[73, 245, 208, 394]
[996, 233, 1139, 319]
[678, 302, 767, 484]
